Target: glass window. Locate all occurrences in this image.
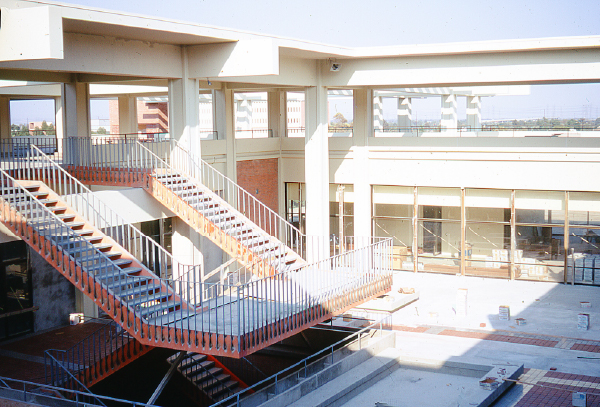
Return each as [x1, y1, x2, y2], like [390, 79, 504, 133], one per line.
[569, 192, 600, 227]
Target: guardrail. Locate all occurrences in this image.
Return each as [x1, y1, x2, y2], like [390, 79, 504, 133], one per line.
[376, 125, 600, 137]
[45, 319, 150, 388]
[234, 129, 273, 139]
[0, 375, 159, 407]
[17, 144, 197, 280]
[43, 351, 106, 406]
[211, 315, 392, 407]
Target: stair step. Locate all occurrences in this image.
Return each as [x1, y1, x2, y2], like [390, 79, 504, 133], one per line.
[87, 258, 133, 272]
[189, 366, 220, 383]
[210, 380, 239, 400]
[176, 353, 208, 370]
[65, 243, 113, 255]
[38, 199, 59, 206]
[106, 272, 148, 290]
[118, 281, 162, 298]
[48, 206, 68, 212]
[138, 300, 179, 318]
[199, 373, 230, 391]
[56, 213, 76, 221]
[128, 291, 171, 306]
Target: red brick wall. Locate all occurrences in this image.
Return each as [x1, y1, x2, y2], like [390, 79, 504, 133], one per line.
[108, 99, 119, 134]
[137, 101, 169, 133]
[237, 158, 279, 213]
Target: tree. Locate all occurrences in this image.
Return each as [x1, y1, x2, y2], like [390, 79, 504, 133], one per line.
[331, 112, 348, 125]
[96, 127, 107, 134]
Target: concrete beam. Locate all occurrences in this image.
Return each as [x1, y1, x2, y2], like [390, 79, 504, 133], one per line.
[188, 39, 279, 78]
[0, 6, 63, 62]
[321, 49, 600, 88]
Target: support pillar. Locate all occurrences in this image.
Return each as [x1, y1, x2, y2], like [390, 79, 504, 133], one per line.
[466, 96, 481, 131]
[54, 96, 64, 156]
[397, 97, 412, 129]
[352, 88, 372, 248]
[0, 97, 10, 140]
[268, 90, 286, 138]
[305, 63, 329, 261]
[168, 77, 200, 156]
[62, 82, 91, 165]
[118, 95, 138, 135]
[216, 87, 236, 182]
[373, 95, 383, 131]
[441, 94, 457, 131]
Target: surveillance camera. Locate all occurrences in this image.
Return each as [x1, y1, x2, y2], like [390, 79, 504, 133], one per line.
[330, 63, 342, 72]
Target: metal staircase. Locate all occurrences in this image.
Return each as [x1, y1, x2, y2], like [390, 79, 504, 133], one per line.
[65, 137, 309, 278]
[1, 143, 393, 359]
[167, 352, 248, 403]
[148, 170, 305, 278]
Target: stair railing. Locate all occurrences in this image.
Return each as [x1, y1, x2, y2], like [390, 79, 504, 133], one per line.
[169, 139, 302, 254]
[43, 351, 107, 406]
[173, 354, 238, 402]
[133, 140, 297, 277]
[21, 144, 198, 281]
[0, 168, 144, 325]
[45, 320, 149, 388]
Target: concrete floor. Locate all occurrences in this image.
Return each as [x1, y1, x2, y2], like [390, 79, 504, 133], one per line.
[339, 271, 600, 406]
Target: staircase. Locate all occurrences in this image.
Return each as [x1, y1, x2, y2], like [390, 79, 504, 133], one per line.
[148, 170, 305, 278]
[167, 352, 248, 403]
[46, 320, 153, 388]
[0, 177, 190, 333]
[2, 143, 393, 359]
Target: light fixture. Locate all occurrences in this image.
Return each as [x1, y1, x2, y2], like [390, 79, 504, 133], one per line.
[207, 78, 212, 86]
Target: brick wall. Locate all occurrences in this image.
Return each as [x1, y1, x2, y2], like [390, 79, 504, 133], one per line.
[137, 101, 169, 133]
[236, 158, 279, 213]
[108, 99, 119, 134]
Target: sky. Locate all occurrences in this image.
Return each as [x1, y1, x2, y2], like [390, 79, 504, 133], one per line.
[9, 0, 600, 124]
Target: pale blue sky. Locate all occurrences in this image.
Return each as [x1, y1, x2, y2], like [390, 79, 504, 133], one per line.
[9, 0, 600, 124]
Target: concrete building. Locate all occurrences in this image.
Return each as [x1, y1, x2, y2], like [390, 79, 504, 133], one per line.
[0, 0, 600, 405]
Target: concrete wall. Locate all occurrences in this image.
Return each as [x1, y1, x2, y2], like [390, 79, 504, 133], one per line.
[29, 249, 76, 332]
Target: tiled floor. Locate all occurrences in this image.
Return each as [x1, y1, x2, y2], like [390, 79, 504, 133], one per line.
[0, 321, 105, 383]
[494, 369, 600, 407]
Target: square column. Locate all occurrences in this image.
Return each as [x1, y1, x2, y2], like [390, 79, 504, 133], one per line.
[397, 97, 412, 129]
[373, 95, 384, 131]
[61, 82, 90, 165]
[305, 73, 329, 261]
[353, 89, 373, 246]
[62, 82, 91, 139]
[441, 94, 457, 130]
[467, 96, 481, 131]
[168, 77, 200, 156]
[0, 97, 10, 140]
[268, 90, 286, 138]
[54, 96, 64, 155]
[118, 96, 138, 135]
[214, 87, 236, 181]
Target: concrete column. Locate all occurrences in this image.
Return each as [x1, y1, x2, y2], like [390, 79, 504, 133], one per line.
[353, 89, 372, 247]
[305, 63, 329, 261]
[397, 97, 412, 129]
[0, 97, 10, 140]
[61, 82, 90, 165]
[441, 94, 458, 130]
[217, 87, 236, 182]
[168, 77, 200, 155]
[118, 95, 138, 135]
[466, 96, 481, 131]
[53, 96, 64, 156]
[373, 95, 383, 131]
[62, 82, 91, 139]
[268, 90, 286, 138]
